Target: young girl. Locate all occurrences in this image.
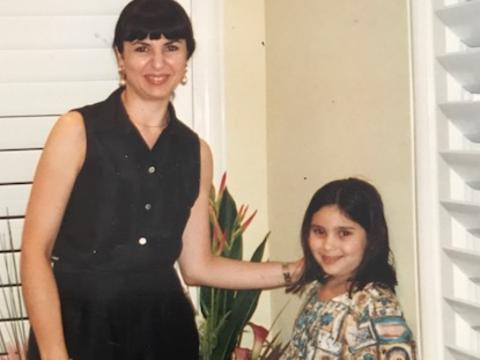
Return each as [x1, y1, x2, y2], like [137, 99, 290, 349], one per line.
[282, 178, 416, 359]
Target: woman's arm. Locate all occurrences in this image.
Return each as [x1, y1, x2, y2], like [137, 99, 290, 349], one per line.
[21, 111, 86, 360]
[178, 140, 302, 289]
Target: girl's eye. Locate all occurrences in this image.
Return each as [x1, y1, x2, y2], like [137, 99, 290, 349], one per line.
[312, 227, 325, 236]
[339, 230, 352, 238]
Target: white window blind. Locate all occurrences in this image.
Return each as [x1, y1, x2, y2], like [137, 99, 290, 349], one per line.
[413, 0, 480, 358]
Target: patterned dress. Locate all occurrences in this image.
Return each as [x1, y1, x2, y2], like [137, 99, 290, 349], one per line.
[282, 282, 416, 360]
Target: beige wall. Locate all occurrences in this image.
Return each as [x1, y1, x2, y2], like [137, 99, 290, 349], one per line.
[223, 0, 418, 344]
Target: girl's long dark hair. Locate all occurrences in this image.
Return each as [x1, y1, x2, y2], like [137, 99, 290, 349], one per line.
[288, 178, 397, 295]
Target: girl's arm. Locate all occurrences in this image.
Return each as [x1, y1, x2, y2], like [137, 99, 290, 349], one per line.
[21, 112, 86, 360]
[178, 140, 302, 289]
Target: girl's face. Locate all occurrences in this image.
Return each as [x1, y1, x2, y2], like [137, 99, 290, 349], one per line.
[308, 205, 367, 283]
[116, 36, 188, 102]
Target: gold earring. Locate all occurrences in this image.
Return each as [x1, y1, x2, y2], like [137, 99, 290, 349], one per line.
[180, 74, 188, 85]
[118, 68, 126, 87]
[181, 68, 188, 85]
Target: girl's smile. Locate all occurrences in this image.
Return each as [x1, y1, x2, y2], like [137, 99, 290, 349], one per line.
[320, 255, 343, 265]
[308, 205, 367, 283]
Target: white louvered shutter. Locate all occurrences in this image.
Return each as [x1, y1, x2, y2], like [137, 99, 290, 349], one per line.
[413, 0, 480, 358]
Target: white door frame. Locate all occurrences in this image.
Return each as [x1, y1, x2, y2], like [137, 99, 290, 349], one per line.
[410, 0, 447, 357]
[191, 0, 226, 181]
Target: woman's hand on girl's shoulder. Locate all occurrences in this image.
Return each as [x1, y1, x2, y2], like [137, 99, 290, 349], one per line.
[288, 258, 304, 284]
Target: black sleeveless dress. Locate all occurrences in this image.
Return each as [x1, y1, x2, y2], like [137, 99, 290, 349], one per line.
[27, 88, 201, 359]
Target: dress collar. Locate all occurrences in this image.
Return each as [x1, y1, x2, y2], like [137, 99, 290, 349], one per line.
[112, 87, 181, 137]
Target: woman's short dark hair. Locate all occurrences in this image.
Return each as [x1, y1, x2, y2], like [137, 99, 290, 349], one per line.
[113, 0, 196, 58]
[288, 177, 397, 295]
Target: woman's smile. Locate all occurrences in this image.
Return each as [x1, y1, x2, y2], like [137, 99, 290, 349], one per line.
[145, 74, 170, 85]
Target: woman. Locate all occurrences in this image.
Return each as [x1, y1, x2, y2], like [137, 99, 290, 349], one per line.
[20, 1, 301, 359]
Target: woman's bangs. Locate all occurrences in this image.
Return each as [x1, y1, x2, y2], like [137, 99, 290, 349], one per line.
[124, 15, 189, 42]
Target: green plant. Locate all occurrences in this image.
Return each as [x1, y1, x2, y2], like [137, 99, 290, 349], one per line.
[197, 174, 269, 360]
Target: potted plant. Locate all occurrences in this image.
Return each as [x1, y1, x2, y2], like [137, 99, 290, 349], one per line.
[197, 174, 286, 360]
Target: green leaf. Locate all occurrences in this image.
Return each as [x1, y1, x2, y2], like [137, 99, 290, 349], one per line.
[218, 188, 237, 241]
[199, 285, 213, 318]
[250, 233, 269, 263]
[213, 289, 261, 359]
[212, 235, 269, 359]
[199, 287, 232, 326]
[224, 232, 243, 260]
[216, 288, 236, 323]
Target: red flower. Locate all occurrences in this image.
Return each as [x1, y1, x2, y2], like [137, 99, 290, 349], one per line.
[249, 322, 269, 359]
[234, 347, 251, 360]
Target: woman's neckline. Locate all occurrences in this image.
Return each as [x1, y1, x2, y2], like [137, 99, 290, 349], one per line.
[119, 89, 171, 151]
[120, 89, 170, 129]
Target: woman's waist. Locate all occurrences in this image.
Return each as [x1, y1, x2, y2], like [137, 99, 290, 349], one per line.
[53, 265, 187, 302]
[52, 237, 182, 268]
[53, 231, 182, 252]
[51, 252, 179, 273]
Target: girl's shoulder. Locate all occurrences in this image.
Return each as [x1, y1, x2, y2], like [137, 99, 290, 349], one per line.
[347, 282, 415, 349]
[350, 282, 403, 318]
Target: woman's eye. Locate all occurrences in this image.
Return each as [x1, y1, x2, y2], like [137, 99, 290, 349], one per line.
[134, 46, 149, 53]
[166, 44, 179, 52]
[339, 230, 351, 238]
